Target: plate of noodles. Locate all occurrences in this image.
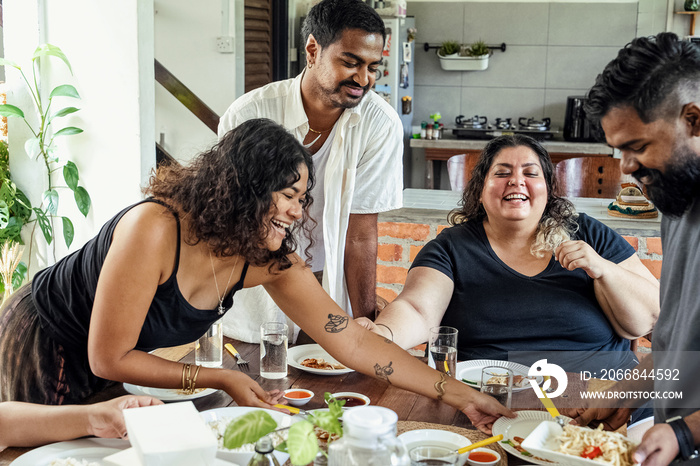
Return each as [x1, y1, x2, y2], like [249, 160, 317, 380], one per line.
[493, 410, 572, 465]
[521, 420, 637, 466]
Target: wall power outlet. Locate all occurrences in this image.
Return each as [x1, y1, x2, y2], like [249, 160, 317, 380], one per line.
[216, 36, 234, 53]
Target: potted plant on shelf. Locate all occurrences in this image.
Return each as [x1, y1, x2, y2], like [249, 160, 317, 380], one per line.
[437, 39, 491, 71]
[437, 40, 460, 58]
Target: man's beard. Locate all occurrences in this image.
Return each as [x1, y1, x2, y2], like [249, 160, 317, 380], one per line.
[326, 80, 369, 109]
[633, 143, 700, 217]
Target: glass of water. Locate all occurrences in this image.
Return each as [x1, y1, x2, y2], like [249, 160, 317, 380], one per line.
[409, 446, 458, 466]
[260, 322, 288, 379]
[195, 318, 223, 368]
[480, 366, 513, 408]
[429, 326, 458, 377]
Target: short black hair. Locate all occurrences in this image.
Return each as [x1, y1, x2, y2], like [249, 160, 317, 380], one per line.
[301, 0, 385, 48]
[586, 32, 700, 126]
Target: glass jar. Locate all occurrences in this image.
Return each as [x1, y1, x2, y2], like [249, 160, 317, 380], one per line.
[247, 436, 281, 466]
[328, 407, 409, 466]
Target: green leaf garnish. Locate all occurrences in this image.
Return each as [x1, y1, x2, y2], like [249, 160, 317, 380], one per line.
[222, 411, 277, 450]
[287, 421, 318, 466]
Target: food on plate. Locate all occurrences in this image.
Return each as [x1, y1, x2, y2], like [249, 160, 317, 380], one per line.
[558, 424, 636, 466]
[49, 459, 100, 466]
[207, 417, 286, 452]
[486, 374, 527, 387]
[175, 387, 206, 395]
[314, 425, 341, 445]
[301, 357, 346, 370]
[503, 437, 553, 463]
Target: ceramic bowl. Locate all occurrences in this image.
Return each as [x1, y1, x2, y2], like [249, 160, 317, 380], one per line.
[398, 429, 470, 466]
[325, 392, 370, 408]
[282, 388, 314, 407]
[466, 447, 501, 466]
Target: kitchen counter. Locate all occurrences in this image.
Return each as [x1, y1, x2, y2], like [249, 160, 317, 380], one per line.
[410, 137, 612, 155]
[410, 135, 614, 189]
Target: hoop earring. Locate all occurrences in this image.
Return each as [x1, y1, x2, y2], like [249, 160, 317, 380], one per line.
[308, 62, 313, 69]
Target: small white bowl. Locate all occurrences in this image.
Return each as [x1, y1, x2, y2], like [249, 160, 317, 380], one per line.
[325, 392, 370, 408]
[398, 429, 470, 466]
[466, 447, 501, 466]
[283, 388, 314, 407]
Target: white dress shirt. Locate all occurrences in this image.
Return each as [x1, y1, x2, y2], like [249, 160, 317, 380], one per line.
[217, 71, 403, 343]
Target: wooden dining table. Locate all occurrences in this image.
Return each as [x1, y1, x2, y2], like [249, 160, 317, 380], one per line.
[0, 337, 589, 465]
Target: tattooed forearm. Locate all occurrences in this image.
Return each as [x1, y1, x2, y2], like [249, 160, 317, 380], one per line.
[324, 313, 349, 333]
[374, 361, 394, 384]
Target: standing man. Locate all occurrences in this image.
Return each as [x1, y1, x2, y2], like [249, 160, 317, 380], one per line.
[218, 0, 403, 343]
[574, 32, 700, 465]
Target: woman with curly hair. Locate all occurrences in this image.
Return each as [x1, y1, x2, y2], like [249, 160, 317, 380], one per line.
[359, 135, 659, 368]
[0, 119, 515, 435]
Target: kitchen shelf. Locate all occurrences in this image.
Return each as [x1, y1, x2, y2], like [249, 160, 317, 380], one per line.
[676, 11, 700, 36]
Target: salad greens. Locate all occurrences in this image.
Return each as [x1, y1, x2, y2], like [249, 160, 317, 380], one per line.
[222, 392, 346, 466]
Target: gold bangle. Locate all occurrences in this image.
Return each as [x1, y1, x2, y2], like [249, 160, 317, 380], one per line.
[190, 365, 201, 393]
[435, 372, 447, 401]
[181, 363, 190, 391]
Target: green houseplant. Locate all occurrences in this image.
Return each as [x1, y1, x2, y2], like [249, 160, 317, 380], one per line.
[0, 44, 91, 283]
[468, 40, 490, 58]
[437, 40, 460, 58]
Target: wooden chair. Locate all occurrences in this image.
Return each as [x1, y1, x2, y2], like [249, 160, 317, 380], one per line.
[446, 153, 479, 192]
[554, 157, 636, 198]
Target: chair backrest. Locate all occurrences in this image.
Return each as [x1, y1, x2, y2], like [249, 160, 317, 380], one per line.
[446, 153, 479, 192]
[555, 157, 635, 198]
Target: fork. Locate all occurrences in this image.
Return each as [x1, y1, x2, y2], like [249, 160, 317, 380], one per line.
[225, 343, 249, 371]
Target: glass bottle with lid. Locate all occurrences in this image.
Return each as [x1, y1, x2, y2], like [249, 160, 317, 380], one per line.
[247, 435, 281, 466]
[328, 406, 409, 466]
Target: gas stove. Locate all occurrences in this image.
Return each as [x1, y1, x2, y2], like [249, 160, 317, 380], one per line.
[452, 115, 560, 140]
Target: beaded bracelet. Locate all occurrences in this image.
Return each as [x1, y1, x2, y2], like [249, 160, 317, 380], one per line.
[435, 372, 448, 401]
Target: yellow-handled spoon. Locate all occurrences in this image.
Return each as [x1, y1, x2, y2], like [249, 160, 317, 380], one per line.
[456, 434, 503, 455]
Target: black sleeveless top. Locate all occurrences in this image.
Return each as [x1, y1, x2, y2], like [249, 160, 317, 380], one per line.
[32, 198, 249, 352]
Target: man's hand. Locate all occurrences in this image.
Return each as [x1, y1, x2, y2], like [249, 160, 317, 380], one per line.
[460, 392, 516, 434]
[86, 395, 162, 438]
[561, 407, 633, 431]
[633, 423, 680, 466]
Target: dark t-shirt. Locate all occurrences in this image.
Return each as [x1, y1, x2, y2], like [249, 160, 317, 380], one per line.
[32, 199, 247, 352]
[411, 213, 635, 365]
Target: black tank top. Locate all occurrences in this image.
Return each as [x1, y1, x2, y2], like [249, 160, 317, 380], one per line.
[32, 198, 249, 351]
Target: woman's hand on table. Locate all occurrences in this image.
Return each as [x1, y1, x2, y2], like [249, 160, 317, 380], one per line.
[459, 391, 516, 434]
[87, 395, 162, 439]
[555, 240, 608, 279]
[563, 407, 632, 431]
[221, 370, 284, 408]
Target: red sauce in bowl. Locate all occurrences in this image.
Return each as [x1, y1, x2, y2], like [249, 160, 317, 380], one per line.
[336, 396, 367, 407]
[285, 390, 311, 399]
[468, 451, 498, 462]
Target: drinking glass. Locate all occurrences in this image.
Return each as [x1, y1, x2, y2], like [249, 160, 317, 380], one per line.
[195, 318, 223, 368]
[480, 366, 513, 408]
[260, 322, 288, 379]
[409, 446, 459, 466]
[429, 326, 458, 377]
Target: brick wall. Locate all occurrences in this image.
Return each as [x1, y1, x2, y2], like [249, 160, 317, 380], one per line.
[376, 221, 663, 301]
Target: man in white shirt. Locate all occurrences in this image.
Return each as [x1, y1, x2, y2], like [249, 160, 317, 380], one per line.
[217, 0, 403, 343]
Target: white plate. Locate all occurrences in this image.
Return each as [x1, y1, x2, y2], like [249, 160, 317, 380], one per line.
[200, 406, 298, 465]
[521, 421, 636, 466]
[457, 360, 542, 391]
[287, 344, 354, 375]
[123, 383, 218, 401]
[398, 429, 472, 466]
[492, 410, 572, 465]
[10, 438, 129, 465]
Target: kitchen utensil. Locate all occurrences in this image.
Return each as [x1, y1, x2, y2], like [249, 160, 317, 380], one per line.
[225, 343, 249, 371]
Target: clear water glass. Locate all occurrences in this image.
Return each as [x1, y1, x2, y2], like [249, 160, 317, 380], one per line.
[195, 318, 223, 368]
[260, 322, 288, 379]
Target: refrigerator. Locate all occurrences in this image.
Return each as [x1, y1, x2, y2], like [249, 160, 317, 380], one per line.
[375, 16, 416, 188]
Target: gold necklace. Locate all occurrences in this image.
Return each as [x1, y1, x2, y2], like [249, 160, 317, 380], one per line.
[308, 126, 332, 135]
[208, 251, 240, 315]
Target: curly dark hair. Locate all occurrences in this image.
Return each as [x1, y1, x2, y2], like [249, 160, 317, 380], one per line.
[144, 118, 315, 270]
[586, 33, 700, 128]
[448, 135, 577, 242]
[301, 0, 385, 48]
